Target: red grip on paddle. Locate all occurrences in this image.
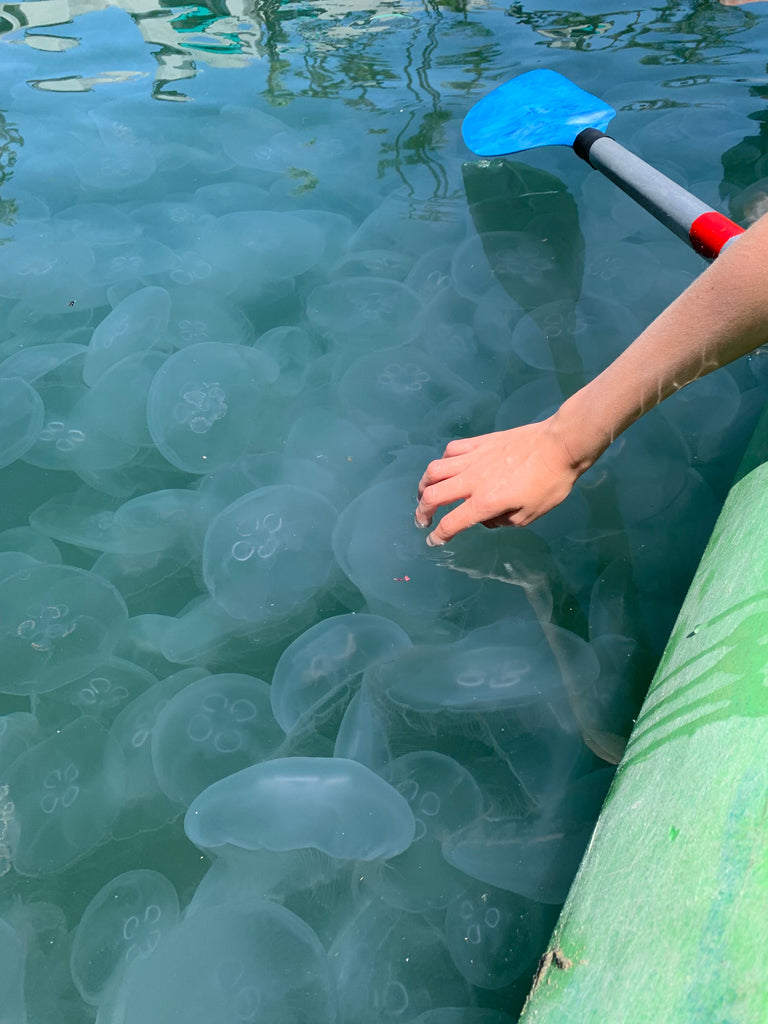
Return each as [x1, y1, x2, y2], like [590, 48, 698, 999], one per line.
[689, 211, 744, 259]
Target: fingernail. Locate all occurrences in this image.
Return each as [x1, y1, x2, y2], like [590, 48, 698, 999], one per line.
[426, 533, 444, 547]
[414, 512, 428, 529]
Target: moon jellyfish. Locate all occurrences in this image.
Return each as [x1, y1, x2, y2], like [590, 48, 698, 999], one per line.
[83, 286, 172, 385]
[79, 350, 168, 449]
[332, 475, 495, 632]
[202, 485, 337, 622]
[33, 657, 157, 732]
[94, 238, 176, 288]
[307, 276, 423, 349]
[151, 673, 283, 806]
[0, 525, 61, 564]
[5, 717, 126, 875]
[207, 210, 325, 281]
[270, 613, 412, 734]
[444, 883, 548, 989]
[54, 202, 143, 247]
[330, 248, 413, 281]
[165, 289, 253, 349]
[0, 376, 44, 468]
[0, 236, 95, 307]
[0, 564, 128, 695]
[185, 756, 415, 861]
[442, 768, 615, 905]
[251, 325, 323, 398]
[284, 411, 398, 505]
[368, 752, 483, 913]
[330, 900, 472, 1024]
[21, 347, 139, 473]
[110, 667, 208, 838]
[338, 346, 477, 438]
[112, 900, 335, 1024]
[71, 870, 180, 1005]
[146, 342, 279, 473]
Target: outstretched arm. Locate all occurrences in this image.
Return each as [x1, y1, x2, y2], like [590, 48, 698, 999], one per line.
[415, 212, 768, 546]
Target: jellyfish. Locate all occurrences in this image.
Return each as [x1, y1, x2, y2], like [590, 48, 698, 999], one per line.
[0, 376, 44, 469]
[71, 870, 180, 1005]
[330, 900, 472, 1024]
[444, 882, 549, 989]
[306, 276, 423, 348]
[185, 756, 415, 861]
[270, 613, 412, 735]
[106, 900, 335, 1024]
[151, 673, 283, 806]
[33, 657, 157, 732]
[0, 563, 128, 696]
[5, 717, 126, 875]
[202, 485, 337, 623]
[85, 287, 172, 388]
[146, 342, 279, 474]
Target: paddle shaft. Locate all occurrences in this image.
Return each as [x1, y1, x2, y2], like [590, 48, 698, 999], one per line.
[574, 129, 744, 260]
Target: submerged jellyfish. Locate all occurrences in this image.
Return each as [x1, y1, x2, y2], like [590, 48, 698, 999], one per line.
[202, 485, 337, 622]
[79, 350, 168, 449]
[83, 286, 171, 385]
[0, 919, 26, 1022]
[112, 900, 335, 1024]
[110, 667, 208, 838]
[33, 657, 157, 731]
[366, 751, 483, 913]
[442, 768, 615, 905]
[0, 376, 44, 468]
[207, 211, 326, 282]
[185, 756, 415, 861]
[270, 613, 412, 734]
[306, 276, 423, 348]
[330, 900, 472, 1024]
[5, 717, 126, 875]
[151, 673, 283, 806]
[0, 564, 128, 695]
[71, 869, 180, 1005]
[444, 882, 548, 989]
[147, 342, 278, 473]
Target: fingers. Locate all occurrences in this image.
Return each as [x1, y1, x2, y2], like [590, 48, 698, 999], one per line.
[426, 499, 483, 547]
[415, 476, 470, 528]
[417, 452, 471, 501]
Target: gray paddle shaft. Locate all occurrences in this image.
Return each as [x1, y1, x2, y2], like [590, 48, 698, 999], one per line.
[577, 131, 711, 246]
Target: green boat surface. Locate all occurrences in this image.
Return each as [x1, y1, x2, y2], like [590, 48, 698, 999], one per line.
[519, 401, 768, 1023]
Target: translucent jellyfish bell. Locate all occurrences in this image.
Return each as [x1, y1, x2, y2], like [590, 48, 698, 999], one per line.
[207, 210, 326, 281]
[33, 657, 157, 732]
[147, 342, 279, 474]
[71, 870, 180, 1006]
[444, 882, 548, 990]
[270, 613, 412, 734]
[202, 485, 337, 622]
[306, 276, 423, 348]
[112, 900, 335, 1024]
[330, 900, 471, 1024]
[151, 673, 284, 806]
[0, 376, 44, 468]
[185, 756, 415, 861]
[0, 564, 128, 695]
[83, 286, 172, 386]
[332, 474, 495, 630]
[5, 717, 126, 875]
[0, 919, 26, 1021]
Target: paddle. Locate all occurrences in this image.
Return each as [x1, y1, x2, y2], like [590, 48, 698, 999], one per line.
[462, 69, 744, 260]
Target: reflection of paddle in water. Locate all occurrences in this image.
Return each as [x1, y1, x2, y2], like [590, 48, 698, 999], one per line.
[621, 593, 768, 769]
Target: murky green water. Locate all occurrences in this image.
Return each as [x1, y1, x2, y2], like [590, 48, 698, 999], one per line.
[0, 1, 767, 1021]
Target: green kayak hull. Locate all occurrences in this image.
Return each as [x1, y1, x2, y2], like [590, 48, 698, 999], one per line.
[519, 402, 768, 1023]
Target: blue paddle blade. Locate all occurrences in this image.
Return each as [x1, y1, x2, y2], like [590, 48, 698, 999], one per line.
[462, 69, 616, 157]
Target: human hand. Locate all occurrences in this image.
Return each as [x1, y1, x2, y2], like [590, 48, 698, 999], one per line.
[414, 417, 583, 546]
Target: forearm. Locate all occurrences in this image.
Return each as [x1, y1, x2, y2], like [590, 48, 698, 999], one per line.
[555, 213, 768, 470]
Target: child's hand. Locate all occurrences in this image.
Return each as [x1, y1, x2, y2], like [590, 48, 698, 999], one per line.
[415, 416, 583, 546]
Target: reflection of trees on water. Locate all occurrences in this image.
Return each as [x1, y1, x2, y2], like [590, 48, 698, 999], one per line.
[505, 0, 758, 58]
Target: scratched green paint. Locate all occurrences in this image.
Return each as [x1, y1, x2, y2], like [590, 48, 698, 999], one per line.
[519, 402, 768, 1024]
